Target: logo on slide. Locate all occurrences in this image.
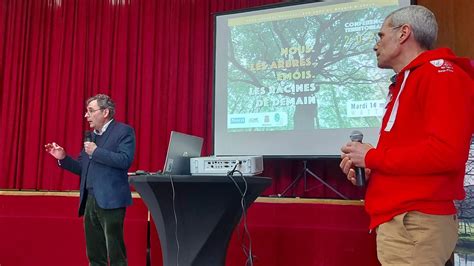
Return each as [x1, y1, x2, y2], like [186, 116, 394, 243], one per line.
[228, 112, 288, 129]
[230, 117, 246, 124]
[274, 113, 281, 122]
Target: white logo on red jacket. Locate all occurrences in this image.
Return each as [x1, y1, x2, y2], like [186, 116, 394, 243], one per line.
[430, 59, 454, 73]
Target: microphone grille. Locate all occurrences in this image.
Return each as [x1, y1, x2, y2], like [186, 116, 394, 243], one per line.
[350, 130, 363, 142]
[84, 131, 93, 142]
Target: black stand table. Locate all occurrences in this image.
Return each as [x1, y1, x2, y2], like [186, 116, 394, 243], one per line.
[130, 175, 272, 266]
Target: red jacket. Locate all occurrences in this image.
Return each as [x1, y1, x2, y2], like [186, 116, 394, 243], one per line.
[364, 48, 474, 229]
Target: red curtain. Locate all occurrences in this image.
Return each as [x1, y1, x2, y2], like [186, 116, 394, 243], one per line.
[0, 0, 362, 200]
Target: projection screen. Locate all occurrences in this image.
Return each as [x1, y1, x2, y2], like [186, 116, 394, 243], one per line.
[214, 0, 411, 157]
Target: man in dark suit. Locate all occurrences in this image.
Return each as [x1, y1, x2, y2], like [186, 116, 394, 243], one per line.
[45, 94, 136, 266]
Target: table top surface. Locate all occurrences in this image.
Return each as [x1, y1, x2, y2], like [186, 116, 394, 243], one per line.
[129, 174, 272, 184]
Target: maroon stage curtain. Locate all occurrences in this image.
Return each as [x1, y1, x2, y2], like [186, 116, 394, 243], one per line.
[0, 0, 362, 200]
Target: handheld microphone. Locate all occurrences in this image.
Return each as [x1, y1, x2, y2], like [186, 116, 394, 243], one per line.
[349, 130, 366, 187]
[84, 131, 93, 142]
[84, 131, 93, 159]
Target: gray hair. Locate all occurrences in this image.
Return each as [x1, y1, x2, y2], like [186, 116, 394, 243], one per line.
[87, 94, 116, 118]
[386, 5, 438, 50]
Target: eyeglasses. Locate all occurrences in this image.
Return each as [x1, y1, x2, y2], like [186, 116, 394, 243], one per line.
[84, 108, 103, 116]
[374, 25, 404, 44]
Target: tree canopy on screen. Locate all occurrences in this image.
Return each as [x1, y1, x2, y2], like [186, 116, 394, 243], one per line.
[226, 7, 394, 132]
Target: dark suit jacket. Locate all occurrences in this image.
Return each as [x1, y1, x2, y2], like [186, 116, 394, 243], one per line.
[60, 120, 136, 216]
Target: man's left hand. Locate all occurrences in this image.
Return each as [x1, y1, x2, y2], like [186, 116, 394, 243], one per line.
[340, 141, 373, 168]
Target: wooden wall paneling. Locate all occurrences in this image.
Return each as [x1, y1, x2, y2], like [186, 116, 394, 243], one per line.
[417, 0, 474, 58]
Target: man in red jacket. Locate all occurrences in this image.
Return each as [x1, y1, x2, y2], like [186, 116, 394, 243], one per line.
[340, 5, 474, 266]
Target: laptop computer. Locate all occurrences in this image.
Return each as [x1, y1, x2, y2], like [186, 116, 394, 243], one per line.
[161, 131, 204, 175]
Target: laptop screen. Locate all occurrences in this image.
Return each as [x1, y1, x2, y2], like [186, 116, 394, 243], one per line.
[163, 131, 203, 175]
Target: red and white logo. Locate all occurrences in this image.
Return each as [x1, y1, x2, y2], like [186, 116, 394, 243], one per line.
[430, 59, 453, 73]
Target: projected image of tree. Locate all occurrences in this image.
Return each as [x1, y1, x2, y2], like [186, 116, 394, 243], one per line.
[226, 7, 395, 131]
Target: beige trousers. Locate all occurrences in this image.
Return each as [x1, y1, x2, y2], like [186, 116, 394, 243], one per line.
[376, 211, 458, 266]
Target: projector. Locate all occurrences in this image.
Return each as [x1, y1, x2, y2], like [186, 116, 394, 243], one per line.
[190, 156, 263, 176]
